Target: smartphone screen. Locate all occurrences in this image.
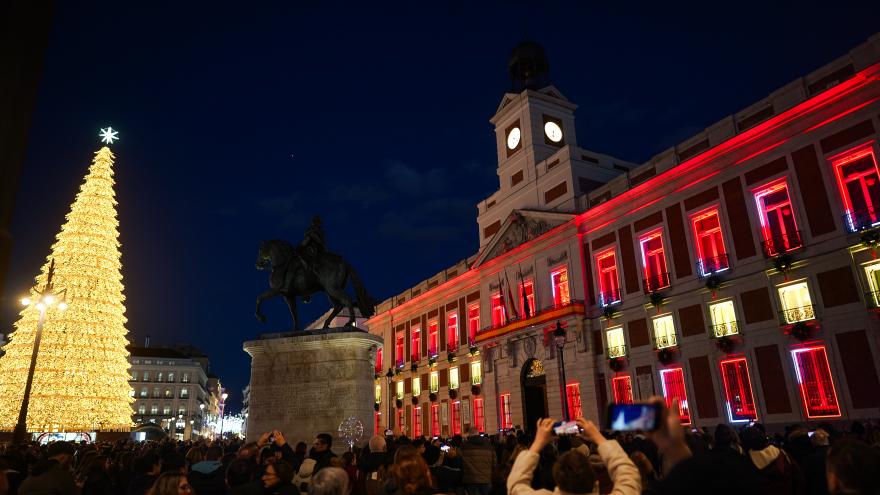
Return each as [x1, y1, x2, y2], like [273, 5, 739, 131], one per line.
[607, 403, 660, 431]
[552, 420, 580, 435]
[440, 445, 451, 452]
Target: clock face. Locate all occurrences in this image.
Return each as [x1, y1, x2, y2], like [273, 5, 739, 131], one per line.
[544, 121, 563, 143]
[506, 127, 521, 150]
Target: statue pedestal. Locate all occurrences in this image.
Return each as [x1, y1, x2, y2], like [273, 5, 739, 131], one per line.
[243, 328, 382, 445]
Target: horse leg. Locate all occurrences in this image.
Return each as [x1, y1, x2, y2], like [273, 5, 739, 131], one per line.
[255, 288, 281, 323]
[325, 286, 357, 327]
[282, 293, 300, 332]
[322, 301, 344, 329]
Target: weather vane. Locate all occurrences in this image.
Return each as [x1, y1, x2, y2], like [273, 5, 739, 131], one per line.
[99, 127, 119, 145]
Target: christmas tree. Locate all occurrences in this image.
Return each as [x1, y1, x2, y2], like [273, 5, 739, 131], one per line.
[0, 128, 133, 433]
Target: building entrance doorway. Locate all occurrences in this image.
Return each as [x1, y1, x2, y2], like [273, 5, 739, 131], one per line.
[521, 358, 548, 432]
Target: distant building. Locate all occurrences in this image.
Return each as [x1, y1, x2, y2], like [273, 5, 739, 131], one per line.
[127, 343, 214, 439]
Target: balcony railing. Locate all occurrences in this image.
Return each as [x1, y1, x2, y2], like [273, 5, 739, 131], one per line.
[710, 321, 739, 338]
[780, 305, 815, 324]
[599, 289, 622, 307]
[844, 207, 880, 233]
[607, 345, 627, 359]
[643, 272, 671, 293]
[696, 254, 730, 277]
[762, 231, 803, 257]
[654, 334, 677, 349]
[478, 299, 584, 336]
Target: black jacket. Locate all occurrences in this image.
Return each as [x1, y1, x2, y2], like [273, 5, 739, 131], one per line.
[310, 449, 337, 474]
[125, 473, 158, 495]
[189, 461, 226, 495]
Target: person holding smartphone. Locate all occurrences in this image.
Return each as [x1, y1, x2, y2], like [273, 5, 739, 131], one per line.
[506, 417, 640, 495]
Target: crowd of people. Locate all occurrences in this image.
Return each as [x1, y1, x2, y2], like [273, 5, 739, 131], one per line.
[1, 398, 879, 495]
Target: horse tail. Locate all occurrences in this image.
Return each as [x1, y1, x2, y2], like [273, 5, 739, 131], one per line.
[347, 264, 376, 318]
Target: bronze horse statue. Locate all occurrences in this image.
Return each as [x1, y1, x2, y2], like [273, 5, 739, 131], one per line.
[255, 239, 375, 331]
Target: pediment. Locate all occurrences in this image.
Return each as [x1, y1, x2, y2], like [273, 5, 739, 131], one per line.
[474, 209, 574, 267]
[495, 92, 520, 114]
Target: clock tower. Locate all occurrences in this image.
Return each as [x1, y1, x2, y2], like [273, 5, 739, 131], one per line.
[476, 41, 637, 247]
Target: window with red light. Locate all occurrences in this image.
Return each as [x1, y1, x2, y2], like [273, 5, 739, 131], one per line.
[520, 279, 535, 318]
[596, 249, 621, 306]
[754, 180, 802, 255]
[375, 347, 383, 373]
[473, 397, 485, 432]
[428, 320, 439, 357]
[500, 393, 512, 429]
[491, 293, 506, 327]
[447, 312, 459, 350]
[411, 327, 421, 362]
[611, 375, 633, 404]
[551, 267, 571, 307]
[660, 368, 691, 424]
[832, 145, 880, 231]
[467, 303, 480, 344]
[451, 401, 461, 435]
[692, 209, 729, 275]
[397, 409, 404, 434]
[395, 332, 404, 367]
[791, 346, 841, 418]
[431, 404, 440, 437]
[640, 231, 670, 292]
[413, 406, 422, 438]
[375, 412, 381, 435]
[720, 357, 758, 423]
[566, 383, 582, 419]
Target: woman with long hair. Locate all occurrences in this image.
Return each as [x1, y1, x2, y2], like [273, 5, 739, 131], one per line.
[146, 472, 193, 495]
[389, 447, 434, 495]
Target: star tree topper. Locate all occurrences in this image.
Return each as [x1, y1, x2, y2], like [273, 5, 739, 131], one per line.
[99, 127, 119, 145]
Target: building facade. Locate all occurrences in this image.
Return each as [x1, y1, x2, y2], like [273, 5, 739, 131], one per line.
[128, 344, 214, 439]
[365, 35, 880, 436]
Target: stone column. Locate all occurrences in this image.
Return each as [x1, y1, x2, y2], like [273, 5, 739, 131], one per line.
[243, 329, 382, 445]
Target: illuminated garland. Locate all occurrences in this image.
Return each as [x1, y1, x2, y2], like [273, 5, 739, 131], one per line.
[0, 145, 133, 432]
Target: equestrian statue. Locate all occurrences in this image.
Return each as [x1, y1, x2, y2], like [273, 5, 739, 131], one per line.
[255, 216, 375, 331]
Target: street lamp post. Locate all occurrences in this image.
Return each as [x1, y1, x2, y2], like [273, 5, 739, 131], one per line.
[219, 392, 228, 440]
[385, 368, 394, 432]
[13, 260, 67, 445]
[553, 322, 569, 422]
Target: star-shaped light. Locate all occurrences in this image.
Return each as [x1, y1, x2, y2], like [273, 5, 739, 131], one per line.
[99, 127, 119, 145]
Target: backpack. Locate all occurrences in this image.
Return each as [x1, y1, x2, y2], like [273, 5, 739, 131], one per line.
[294, 458, 318, 493]
[364, 464, 387, 495]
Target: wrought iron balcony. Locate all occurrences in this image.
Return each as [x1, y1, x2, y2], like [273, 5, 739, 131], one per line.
[607, 345, 627, 359]
[475, 299, 585, 340]
[709, 321, 739, 338]
[599, 289, 622, 307]
[843, 207, 880, 233]
[643, 272, 670, 293]
[779, 305, 815, 324]
[696, 254, 730, 277]
[761, 231, 803, 257]
[654, 334, 677, 349]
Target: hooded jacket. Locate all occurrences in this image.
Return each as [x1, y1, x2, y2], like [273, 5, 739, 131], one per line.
[189, 460, 225, 495]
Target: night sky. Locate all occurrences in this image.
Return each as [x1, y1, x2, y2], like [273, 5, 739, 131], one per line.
[4, 2, 879, 411]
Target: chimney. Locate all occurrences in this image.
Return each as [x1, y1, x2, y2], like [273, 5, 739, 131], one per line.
[144, 335, 151, 348]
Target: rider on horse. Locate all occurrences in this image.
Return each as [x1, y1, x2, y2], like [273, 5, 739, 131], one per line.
[299, 216, 326, 303]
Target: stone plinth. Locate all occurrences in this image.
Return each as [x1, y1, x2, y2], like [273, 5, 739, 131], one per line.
[243, 328, 382, 444]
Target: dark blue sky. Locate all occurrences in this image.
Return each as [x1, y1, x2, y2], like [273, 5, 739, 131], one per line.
[4, 2, 879, 410]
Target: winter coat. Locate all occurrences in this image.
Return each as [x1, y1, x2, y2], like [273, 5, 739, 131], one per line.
[310, 449, 338, 475]
[125, 473, 157, 495]
[506, 442, 640, 495]
[748, 445, 804, 495]
[189, 460, 226, 495]
[18, 461, 79, 495]
[265, 481, 300, 495]
[459, 437, 494, 485]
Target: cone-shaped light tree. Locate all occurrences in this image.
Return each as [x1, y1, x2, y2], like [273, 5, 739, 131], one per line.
[0, 127, 133, 434]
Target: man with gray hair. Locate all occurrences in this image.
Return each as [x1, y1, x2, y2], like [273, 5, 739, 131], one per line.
[460, 425, 494, 495]
[308, 467, 349, 495]
[361, 435, 390, 495]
